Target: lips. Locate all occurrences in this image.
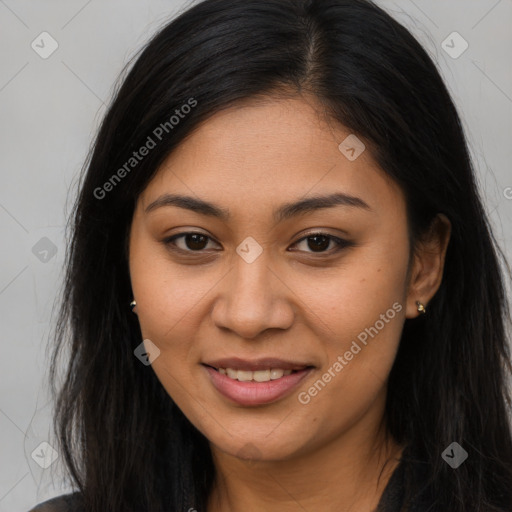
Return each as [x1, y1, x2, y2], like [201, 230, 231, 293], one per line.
[201, 357, 315, 406]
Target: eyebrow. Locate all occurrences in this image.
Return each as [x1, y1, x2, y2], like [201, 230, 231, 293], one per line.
[145, 192, 372, 223]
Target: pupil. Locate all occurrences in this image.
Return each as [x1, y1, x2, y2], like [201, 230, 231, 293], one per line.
[308, 235, 329, 252]
[187, 234, 207, 250]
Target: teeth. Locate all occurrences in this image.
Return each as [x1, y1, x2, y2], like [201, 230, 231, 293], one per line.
[237, 370, 253, 382]
[254, 370, 270, 382]
[270, 369, 284, 380]
[218, 368, 294, 382]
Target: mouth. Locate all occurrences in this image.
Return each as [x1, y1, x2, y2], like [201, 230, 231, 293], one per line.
[203, 365, 309, 382]
[201, 359, 315, 406]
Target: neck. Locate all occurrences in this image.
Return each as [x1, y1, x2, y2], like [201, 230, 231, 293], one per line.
[207, 409, 404, 512]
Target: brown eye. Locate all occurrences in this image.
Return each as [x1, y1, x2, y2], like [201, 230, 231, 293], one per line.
[163, 231, 352, 256]
[290, 232, 351, 254]
[163, 232, 219, 252]
[304, 234, 331, 252]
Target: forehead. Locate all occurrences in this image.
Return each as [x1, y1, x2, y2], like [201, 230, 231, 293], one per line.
[139, 96, 404, 221]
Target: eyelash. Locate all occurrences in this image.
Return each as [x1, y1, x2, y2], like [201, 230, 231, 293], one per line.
[162, 231, 352, 256]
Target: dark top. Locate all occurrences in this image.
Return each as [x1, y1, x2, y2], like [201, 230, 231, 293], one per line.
[29, 492, 84, 512]
[28, 447, 426, 511]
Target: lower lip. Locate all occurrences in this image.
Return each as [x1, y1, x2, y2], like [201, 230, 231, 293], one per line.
[202, 365, 313, 406]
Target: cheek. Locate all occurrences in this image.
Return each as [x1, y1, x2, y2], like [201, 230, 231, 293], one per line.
[131, 264, 208, 418]
[128, 230, 201, 380]
[299, 232, 409, 345]
[293, 295, 405, 439]
[129, 226, 208, 338]
[297, 237, 409, 409]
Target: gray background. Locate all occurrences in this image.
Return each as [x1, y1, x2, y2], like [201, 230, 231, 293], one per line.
[1, 1, 511, 510]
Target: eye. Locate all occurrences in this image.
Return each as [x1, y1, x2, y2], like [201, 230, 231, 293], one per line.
[163, 231, 351, 255]
[163, 232, 220, 253]
[290, 232, 352, 254]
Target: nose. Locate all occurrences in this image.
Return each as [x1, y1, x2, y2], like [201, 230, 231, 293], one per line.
[210, 253, 295, 340]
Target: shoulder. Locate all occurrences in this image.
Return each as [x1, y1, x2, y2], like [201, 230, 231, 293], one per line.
[28, 492, 84, 512]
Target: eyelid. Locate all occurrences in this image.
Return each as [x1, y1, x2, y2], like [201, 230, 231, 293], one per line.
[163, 231, 220, 254]
[162, 230, 352, 255]
[292, 231, 350, 250]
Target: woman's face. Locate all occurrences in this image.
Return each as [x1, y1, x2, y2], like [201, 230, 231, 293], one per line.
[128, 95, 421, 462]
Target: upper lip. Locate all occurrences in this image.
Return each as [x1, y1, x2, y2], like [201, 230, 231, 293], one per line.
[202, 357, 314, 372]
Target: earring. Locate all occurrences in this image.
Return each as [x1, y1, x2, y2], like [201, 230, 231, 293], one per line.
[415, 300, 427, 314]
[130, 300, 137, 312]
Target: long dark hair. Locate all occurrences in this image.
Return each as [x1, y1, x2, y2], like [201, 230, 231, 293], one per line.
[49, 0, 512, 510]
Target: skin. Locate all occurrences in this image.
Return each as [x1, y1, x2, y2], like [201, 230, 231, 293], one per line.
[128, 94, 451, 512]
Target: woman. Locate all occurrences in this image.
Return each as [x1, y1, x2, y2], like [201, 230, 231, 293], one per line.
[30, 0, 512, 510]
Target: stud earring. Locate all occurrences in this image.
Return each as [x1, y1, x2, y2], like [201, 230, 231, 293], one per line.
[130, 300, 137, 312]
[415, 300, 427, 314]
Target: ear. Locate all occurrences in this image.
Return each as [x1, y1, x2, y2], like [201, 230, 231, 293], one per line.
[405, 213, 452, 318]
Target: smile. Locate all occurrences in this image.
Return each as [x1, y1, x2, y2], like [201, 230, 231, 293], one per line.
[217, 367, 295, 382]
[202, 363, 314, 406]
